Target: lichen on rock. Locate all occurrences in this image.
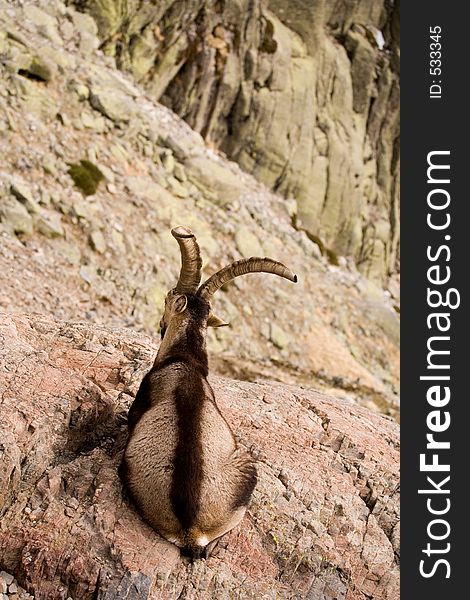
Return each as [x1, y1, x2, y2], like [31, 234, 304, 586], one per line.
[68, 160, 105, 196]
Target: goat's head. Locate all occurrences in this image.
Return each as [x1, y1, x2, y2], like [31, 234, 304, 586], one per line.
[159, 225, 297, 339]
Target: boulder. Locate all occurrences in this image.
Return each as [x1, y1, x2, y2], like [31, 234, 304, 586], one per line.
[89, 88, 135, 123]
[0, 313, 399, 599]
[0, 0, 399, 452]
[0, 198, 33, 235]
[35, 210, 64, 238]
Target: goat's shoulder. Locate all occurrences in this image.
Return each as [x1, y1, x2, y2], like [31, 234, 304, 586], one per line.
[130, 358, 209, 423]
[126, 362, 180, 430]
[127, 370, 156, 431]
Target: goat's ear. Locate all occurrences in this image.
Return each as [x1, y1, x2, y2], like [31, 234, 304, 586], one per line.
[174, 294, 188, 313]
[207, 311, 229, 328]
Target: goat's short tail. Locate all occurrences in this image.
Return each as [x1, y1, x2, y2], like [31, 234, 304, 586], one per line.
[180, 544, 207, 561]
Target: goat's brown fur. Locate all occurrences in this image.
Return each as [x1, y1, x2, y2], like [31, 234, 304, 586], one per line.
[121, 227, 296, 560]
[121, 294, 256, 558]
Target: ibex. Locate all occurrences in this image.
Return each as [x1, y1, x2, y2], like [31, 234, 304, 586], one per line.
[120, 226, 297, 559]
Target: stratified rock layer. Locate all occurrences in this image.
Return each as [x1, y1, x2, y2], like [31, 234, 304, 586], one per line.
[0, 313, 399, 599]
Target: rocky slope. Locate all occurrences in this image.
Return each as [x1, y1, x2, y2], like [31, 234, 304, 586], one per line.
[0, 3, 400, 598]
[0, 313, 399, 600]
[69, 0, 400, 284]
[0, 0, 399, 418]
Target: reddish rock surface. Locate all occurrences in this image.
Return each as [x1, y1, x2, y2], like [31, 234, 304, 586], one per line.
[0, 313, 399, 599]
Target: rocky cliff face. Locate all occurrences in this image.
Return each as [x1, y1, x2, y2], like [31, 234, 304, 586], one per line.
[0, 313, 399, 600]
[71, 0, 400, 284]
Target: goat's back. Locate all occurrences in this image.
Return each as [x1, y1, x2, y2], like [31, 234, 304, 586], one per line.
[121, 365, 255, 548]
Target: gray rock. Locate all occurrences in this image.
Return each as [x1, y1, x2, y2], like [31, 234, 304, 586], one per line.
[270, 323, 290, 349]
[97, 164, 115, 183]
[81, 110, 106, 131]
[16, 77, 58, 119]
[161, 151, 175, 173]
[79, 265, 95, 284]
[24, 55, 56, 82]
[185, 156, 241, 206]
[363, 301, 400, 346]
[0, 572, 13, 586]
[10, 181, 40, 214]
[125, 175, 163, 203]
[60, 19, 75, 41]
[74, 84, 90, 100]
[110, 229, 126, 253]
[35, 210, 64, 238]
[23, 6, 62, 46]
[70, 10, 99, 37]
[89, 88, 134, 123]
[109, 143, 130, 164]
[86, 64, 141, 99]
[42, 155, 59, 177]
[72, 199, 93, 221]
[8, 582, 18, 593]
[234, 228, 264, 257]
[0, 198, 33, 235]
[173, 162, 187, 182]
[158, 132, 196, 161]
[89, 229, 107, 254]
[36, 45, 76, 74]
[79, 30, 100, 55]
[167, 176, 189, 198]
[260, 321, 271, 340]
[55, 240, 81, 266]
[40, 190, 53, 206]
[93, 0, 399, 283]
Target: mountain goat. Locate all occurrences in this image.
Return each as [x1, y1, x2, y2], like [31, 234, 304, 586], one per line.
[120, 226, 297, 559]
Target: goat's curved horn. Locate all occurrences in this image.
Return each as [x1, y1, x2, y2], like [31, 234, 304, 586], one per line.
[197, 257, 297, 300]
[171, 226, 202, 294]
